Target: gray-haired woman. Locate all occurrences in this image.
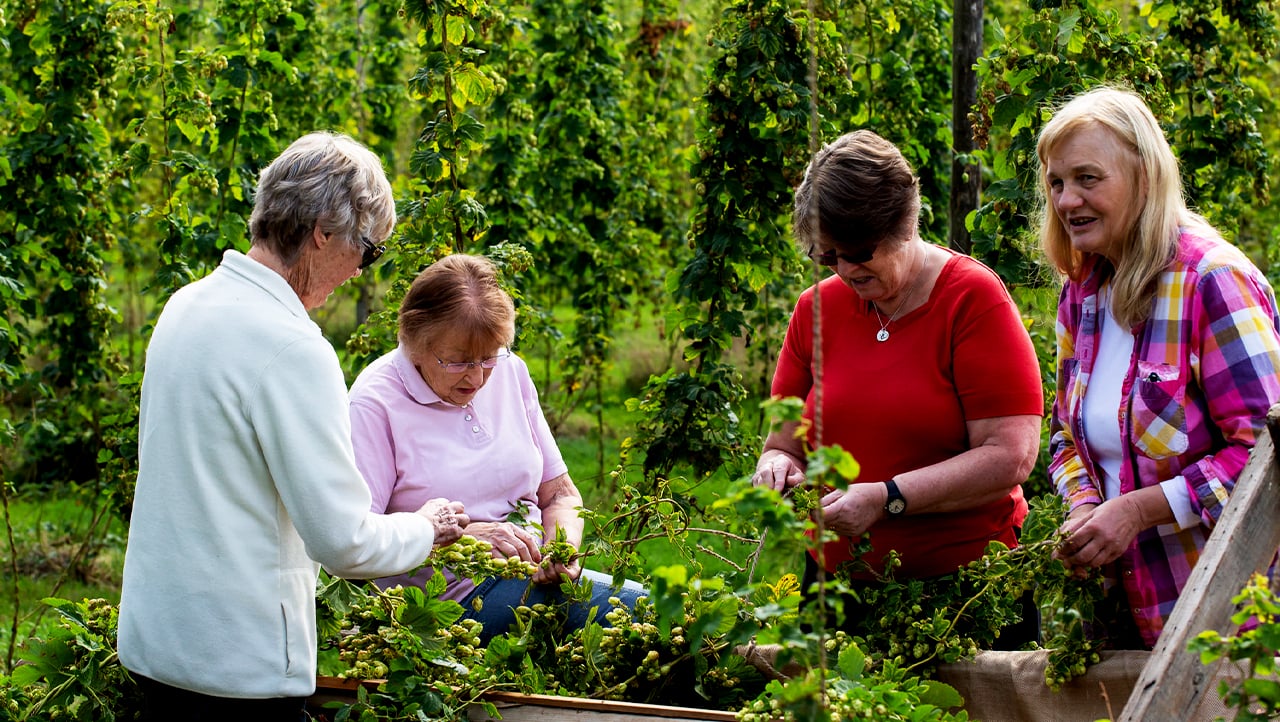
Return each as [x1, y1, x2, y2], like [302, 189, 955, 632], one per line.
[118, 132, 469, 721]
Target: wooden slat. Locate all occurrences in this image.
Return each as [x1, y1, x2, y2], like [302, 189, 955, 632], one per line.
[312, 677, 738, 721]
[470, 691, 738, 721]
[1119, 404, 1280, 721]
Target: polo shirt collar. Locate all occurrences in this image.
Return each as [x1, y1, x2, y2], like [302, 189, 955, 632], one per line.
[392, 345, 447, 406]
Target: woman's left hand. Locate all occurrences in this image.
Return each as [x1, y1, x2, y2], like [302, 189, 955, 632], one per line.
[533, 556, 582, 585]
[818, 484, 886, 539]
[417, 498, 470, 546]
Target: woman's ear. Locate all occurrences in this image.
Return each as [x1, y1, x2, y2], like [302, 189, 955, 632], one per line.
[312, 224, 330, 249]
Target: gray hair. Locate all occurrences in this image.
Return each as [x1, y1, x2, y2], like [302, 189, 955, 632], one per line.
[249, 132, 395, 265]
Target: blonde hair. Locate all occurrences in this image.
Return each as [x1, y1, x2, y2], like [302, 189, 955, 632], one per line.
[398, 254, 516, 359]
[1036, 86, 1211, 328]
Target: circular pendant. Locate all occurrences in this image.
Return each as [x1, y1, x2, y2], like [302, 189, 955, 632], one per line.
[876, 329, 890, 342]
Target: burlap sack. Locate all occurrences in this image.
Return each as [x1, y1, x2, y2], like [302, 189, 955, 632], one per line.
[934, 650, 1247, 722]
[736, 646, 1253, 721]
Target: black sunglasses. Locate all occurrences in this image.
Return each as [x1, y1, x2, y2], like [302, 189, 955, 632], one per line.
[808, 245, 876, 267]
[358, 236, 386, 270]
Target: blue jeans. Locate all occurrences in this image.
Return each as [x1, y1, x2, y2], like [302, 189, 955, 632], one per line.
[461, 568, 647, 644]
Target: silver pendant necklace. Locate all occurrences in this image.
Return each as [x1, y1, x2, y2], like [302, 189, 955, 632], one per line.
[872, 248, 926, 342]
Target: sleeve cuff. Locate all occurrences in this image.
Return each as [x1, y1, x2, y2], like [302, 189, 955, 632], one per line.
[1159, 476, 1201, 531]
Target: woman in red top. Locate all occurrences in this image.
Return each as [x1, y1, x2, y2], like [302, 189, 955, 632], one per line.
[753, 130, 1044, 639]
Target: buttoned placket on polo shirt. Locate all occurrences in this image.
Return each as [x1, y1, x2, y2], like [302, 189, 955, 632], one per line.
[460, 403, 488, 438]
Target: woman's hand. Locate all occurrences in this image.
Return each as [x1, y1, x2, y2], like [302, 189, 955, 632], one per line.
[1056, 498, 1140, 572]
[1056, 487, 1176, 574]
[463, 521, 543, 564]
[752, 449, 807, 492]
[417, 498, 469, 546]
[533, 555, 581, 585]
[535, 473, 585, 586]
[818, 484, 887, 539]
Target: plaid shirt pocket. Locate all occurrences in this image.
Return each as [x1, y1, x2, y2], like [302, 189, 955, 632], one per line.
[1131, 361, 1189, 458]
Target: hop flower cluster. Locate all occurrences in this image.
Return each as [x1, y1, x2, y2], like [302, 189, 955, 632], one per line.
[429, 534, 540, 580]
[786, 487, 819, 520]
[559, 596, 749, 706]
[334, 585, 485, 683]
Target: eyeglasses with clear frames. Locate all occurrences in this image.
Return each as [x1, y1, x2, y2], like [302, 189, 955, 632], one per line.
[432, 349, 510, 374]
[358, 236, 386, 270]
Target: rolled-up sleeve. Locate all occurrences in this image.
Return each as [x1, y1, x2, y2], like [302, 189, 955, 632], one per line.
[1183, 264, 1280, 525]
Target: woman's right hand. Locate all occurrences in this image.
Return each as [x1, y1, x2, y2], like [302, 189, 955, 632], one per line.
[1054, 502, 1100, 578]
[752, 450, 807, 492]
[417, 498, 469, 546]
[463, 521, 542, 564]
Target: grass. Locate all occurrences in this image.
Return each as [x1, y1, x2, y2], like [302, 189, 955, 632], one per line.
[0, 491, 126, 672]
[519, 302, 807, 588]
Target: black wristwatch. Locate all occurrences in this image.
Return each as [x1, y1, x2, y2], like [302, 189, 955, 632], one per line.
[883, 479, 907, 517]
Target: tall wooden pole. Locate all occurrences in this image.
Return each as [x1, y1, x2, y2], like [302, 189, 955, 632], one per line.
[950, 0, 983, 254]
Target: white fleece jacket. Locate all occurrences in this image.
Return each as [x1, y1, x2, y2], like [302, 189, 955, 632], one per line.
[118, 250, 435, 698]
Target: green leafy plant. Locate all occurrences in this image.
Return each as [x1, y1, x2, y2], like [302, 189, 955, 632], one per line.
[739, 641, 969, 722]
[972, 0, 1166, 284]
[314, 535, 539, 720]
[1189, 573, 1280, 721]
[820, 494, 1106, 688]
[7, 598, 139, 722]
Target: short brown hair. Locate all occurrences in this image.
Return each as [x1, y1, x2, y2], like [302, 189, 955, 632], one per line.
[793, 130, 921, 252]
[398, 254, 516, 357]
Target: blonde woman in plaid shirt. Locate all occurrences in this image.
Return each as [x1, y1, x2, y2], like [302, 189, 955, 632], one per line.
[1037, 86, 1280, 649]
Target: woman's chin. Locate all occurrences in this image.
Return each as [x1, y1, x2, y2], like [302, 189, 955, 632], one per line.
[445, 390, 478, 405]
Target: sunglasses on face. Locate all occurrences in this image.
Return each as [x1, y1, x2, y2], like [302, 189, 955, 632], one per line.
[358, 236, 386, 270]
[807, 245, 876, 267]
[432, 349, 510, 374]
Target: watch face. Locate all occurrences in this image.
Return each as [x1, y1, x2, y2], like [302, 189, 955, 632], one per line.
[887, 498, 906, 515]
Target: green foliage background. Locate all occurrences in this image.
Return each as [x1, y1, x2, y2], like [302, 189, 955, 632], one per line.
[1, 0, 1278, 681]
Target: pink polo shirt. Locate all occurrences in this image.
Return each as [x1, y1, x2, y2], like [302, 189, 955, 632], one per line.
[348, 345, 568, 600]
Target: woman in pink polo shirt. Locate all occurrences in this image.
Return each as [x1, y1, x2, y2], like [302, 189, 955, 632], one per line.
[349, 253, 644, 642]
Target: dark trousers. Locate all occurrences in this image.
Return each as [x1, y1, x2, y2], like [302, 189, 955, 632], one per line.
[1089, 570, 1150, 650]
[136, 674, 307, 722]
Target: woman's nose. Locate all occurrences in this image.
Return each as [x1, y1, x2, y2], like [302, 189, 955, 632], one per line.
[835, 257, 865, 273]
[1056, 186, 1083, 210]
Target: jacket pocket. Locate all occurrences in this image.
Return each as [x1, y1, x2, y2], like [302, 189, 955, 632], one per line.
[1130, 361, 1189, 458]
[280, 571, 317, 678]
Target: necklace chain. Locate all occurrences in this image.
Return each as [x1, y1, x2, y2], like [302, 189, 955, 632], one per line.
[872, 248, 926, 342]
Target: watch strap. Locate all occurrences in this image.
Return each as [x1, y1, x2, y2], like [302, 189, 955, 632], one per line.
[883, 478, 907, 516]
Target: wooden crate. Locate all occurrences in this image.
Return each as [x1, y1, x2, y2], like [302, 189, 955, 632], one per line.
[933, 403, 1280, 721]
[308, 677, 737, 722]
[468, 692, 738, 721]
[1118, 404, 1280, 720]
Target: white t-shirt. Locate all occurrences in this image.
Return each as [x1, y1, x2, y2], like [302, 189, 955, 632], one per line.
[1082, 284, 1199, 530]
